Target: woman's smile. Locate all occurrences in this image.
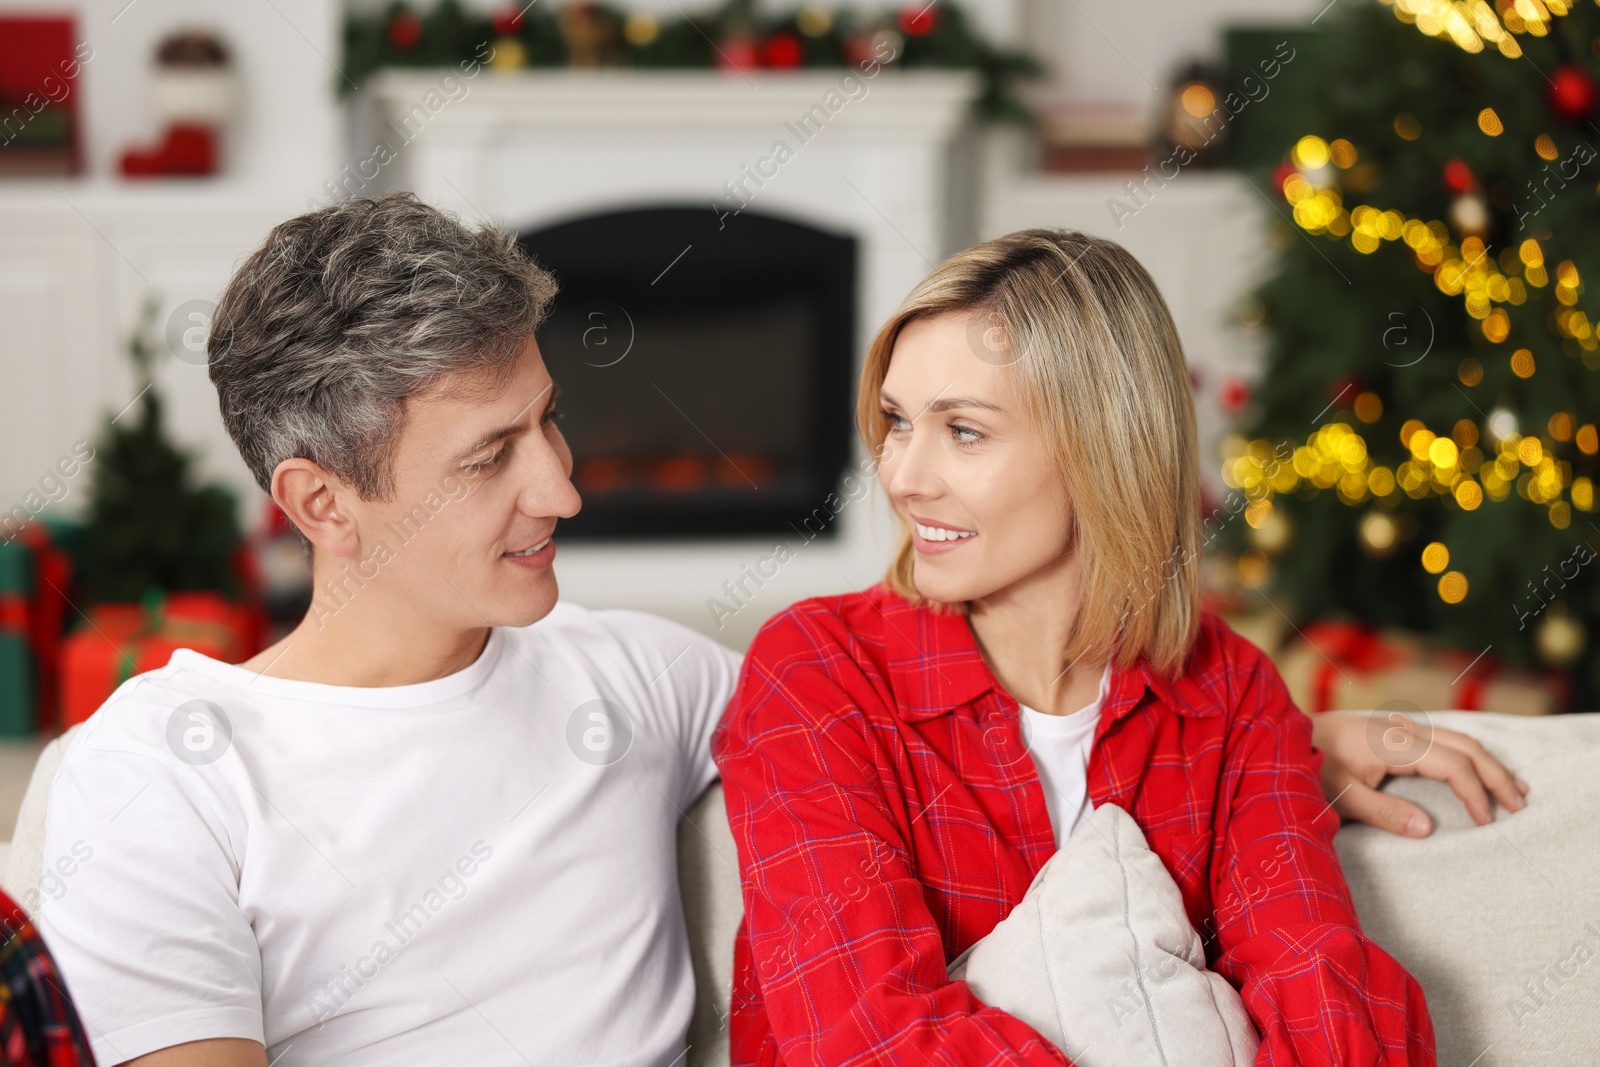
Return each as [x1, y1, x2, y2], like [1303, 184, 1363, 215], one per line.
[911, 515, 978, 553]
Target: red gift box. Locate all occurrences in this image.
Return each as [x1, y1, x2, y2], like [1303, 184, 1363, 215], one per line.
[1278, 620, 1567, 716]
[59, 590, 261, 729]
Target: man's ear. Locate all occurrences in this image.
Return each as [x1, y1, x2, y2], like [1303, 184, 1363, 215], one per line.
[272, 458, 362, 560]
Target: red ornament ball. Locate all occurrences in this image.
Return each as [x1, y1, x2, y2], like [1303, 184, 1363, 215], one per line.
[1442, 158, 1475, 195]
[1547, 64, 1597, 122]
[1329, 376, 1362, 404]
[761, 32, 804, 69]
[898, 4, 939, 37]
[1271, 161, 1296, 198]
[388, 11, 423, 50]
[491, 6, 525, 36]
[718, 34, 760, 72]
[1219, 378, 1251, 413]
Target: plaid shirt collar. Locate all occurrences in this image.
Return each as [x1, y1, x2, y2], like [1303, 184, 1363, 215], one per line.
[877, 587, 1213, 724]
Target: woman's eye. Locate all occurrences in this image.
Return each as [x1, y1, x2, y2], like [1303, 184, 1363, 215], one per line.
[951, 424, 983, 445]
[881, 409, 909, 431]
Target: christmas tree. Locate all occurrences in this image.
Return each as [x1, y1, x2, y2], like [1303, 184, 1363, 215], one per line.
[1225, 0, 1599, 708]
[79, 296, 242, 605]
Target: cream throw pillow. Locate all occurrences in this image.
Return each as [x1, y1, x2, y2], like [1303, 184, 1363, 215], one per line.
[947, 803, 1259, 1067]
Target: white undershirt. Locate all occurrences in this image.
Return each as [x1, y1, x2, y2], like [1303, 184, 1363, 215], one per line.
[1018, 663, 1112, 848]
[38, 602, 741, 1067]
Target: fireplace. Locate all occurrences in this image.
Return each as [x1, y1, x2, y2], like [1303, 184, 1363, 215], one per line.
[520, 206, 857, 541]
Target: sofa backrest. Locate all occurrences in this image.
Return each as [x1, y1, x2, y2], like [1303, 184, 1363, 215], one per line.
[677, 711, 1600, 1067]
[12, 713, 1600, 1067]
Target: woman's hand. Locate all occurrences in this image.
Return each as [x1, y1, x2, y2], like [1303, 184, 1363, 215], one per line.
[1311, 710, 1530, 837]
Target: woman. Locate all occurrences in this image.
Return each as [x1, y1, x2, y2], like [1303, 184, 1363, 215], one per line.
[711, 230, 1527, 1065]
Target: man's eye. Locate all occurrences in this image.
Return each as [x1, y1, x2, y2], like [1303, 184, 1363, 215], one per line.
[465, 450, 505, 474]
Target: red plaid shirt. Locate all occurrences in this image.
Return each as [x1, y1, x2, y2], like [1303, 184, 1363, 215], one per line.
[711, 583, 1435, 1067]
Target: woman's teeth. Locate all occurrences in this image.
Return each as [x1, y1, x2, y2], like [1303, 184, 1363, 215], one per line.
[505, 538, 551, 557]
[915, 523, 976, 542]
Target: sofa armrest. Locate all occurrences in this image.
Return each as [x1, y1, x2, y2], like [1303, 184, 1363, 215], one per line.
[2, 724, 81, 903]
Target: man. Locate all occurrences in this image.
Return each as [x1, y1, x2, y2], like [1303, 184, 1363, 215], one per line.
[38, 193, 740, 1066]
[35, 193, 1524, 1067]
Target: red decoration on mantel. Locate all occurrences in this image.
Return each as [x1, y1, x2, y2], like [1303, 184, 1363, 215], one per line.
[717, 34, 760, 72]
[761, 31, 804, 69]
[898, 4, 939, 37]
[1546, 64, 1597, 123]
[491, 5, 525, 36]
[388, 11, 423, 50]
[120, 123, 216, 176]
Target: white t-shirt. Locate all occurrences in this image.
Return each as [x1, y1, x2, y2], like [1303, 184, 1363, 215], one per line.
[37, 602, 741, 1067]
[1019, 663, 1111, 848]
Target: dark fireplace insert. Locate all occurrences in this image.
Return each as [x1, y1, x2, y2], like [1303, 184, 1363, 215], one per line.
[519, 206, 857, 541]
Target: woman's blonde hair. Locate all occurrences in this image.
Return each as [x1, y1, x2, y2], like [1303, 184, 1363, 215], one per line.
[855, 229, 1201, 677]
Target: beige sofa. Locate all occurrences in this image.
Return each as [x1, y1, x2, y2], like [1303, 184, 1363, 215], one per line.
[9, 711, 1599, 1066]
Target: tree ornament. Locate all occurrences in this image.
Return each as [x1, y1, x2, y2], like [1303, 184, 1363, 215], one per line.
[1442, 158, 1474, 195]
[1219, 377, 1252, 413]
[1358, 510, 1398, 557]
[1247, 507, 1292, 554]
[1547, 64, 1597, 123]
[1450, 191, 1489, 236]
[1329, 375, 1362, 404]
[1534, 603, 1586, 667]
[1272, 161, 1296, 197]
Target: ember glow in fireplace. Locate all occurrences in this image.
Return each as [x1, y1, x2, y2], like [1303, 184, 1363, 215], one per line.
[520, 207, 857, 540]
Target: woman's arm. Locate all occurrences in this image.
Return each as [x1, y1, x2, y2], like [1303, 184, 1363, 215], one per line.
[1209, 642, 1436, 1066]
[712, 612, 1072, 1067]
[1311, 710, 1528, 836]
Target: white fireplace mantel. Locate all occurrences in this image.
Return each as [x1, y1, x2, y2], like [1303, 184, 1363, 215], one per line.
[353, 68, 985, 647]
[362, 68, 982, 136]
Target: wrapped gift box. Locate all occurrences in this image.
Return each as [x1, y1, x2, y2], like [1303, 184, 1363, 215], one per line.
[1276, 620, 1566, 717]
[59, 590, 261, 729]
[0, 522, 75, 736]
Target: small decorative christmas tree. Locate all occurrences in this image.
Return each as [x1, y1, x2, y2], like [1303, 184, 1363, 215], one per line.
[79, 296, 242, 605]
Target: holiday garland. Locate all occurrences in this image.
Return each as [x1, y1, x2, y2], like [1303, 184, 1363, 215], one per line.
[342, 0, 1041, 120]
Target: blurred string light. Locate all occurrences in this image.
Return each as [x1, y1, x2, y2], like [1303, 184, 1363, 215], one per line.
[1225, 406, 1595, 595]
[1281, 151, 1600, 358]
[1380, 0, 1574, 56]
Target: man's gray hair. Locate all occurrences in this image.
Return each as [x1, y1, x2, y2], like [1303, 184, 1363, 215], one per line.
[208, 192, 558, 503]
